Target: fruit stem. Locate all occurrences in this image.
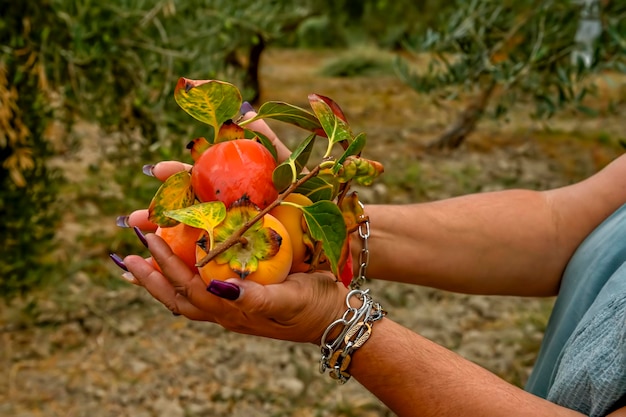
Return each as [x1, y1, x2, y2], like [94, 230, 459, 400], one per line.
[196, 164, 322, 267]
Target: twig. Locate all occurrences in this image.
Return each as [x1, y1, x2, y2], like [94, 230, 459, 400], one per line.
[195, 164, 322, 267]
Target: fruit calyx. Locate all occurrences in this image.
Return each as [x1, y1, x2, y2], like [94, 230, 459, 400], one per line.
[202, 197, 283, 279]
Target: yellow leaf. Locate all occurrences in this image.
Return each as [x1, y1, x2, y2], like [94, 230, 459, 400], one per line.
[148, 171, 195, 227]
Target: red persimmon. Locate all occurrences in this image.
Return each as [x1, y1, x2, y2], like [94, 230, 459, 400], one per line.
[191, 139, 278, 209]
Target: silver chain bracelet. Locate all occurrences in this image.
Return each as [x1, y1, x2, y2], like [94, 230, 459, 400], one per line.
[350, 216, 370, 290]
[319, 213, 386, 384]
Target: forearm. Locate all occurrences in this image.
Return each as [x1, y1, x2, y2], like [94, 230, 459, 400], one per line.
[361, 190, 566, 296]
[350, 318, 584, 417]
[359, 154, 626, 296]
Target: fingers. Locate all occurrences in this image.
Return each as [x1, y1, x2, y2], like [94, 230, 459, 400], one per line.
[145, 233, 216, 309]
[205, 277, 304, 340]
[149, 161, 192, 182]
[218, 271, 345, 343]
[241, 110, 292, 163]
[123, 232, 218, 321]
[122, 209, 157, 232]
[118, 161, 192, 231]
[124, 254, 212, 321]
[122, 235, 347, 343]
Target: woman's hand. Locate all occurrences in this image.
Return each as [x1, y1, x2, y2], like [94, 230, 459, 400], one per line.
[121, 230, 349, 344]
[114, 104, 350, 344]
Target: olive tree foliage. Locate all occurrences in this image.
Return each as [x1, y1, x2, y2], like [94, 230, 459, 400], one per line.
[395, 0, 626, 149]
[0, 0, 310, 299]
[296, 0, 445, 49]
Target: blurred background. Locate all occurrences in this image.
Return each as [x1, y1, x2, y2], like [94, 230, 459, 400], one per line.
[1, 1, 625, 416]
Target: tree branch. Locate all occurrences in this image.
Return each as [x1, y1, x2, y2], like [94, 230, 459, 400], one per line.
[195, 165, 322, 267]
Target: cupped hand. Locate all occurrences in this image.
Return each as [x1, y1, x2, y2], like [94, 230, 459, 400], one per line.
[122, 232, 349, 345]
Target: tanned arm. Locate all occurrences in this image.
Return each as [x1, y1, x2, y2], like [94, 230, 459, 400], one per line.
[358, 153, 626, 296]
[351, 318, 587, 417]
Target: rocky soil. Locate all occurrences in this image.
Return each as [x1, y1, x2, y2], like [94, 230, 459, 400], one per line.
[1, 48, 624, 417]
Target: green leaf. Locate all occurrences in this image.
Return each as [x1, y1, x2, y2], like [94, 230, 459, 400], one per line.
[294, 174, 338, 202]
[308, 94, 353, 156]
[165, 201, 226, 254]
[301, 201, 347, 277]
[272, 133, 316, 192]
[148, 171, 195, 227]
[174, 78, 242, 143]
[165, 201, 227, 232]
[241, 101, 324, 135]
[334, 132, 366, 174]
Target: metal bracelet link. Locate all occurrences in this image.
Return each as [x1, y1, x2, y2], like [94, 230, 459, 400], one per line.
[319, 205, 385, 384]
[350, 209, 370, 290]
[319, 288, 386, 384]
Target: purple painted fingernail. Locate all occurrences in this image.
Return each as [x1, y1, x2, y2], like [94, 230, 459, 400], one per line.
[133, 226, 149, 248]
[142, 164, 156, 177]
[240, 101, 255, 115]
[116, 215, 130, 228]
[109, 253, 128, 271]
[207, 280, 241, 300]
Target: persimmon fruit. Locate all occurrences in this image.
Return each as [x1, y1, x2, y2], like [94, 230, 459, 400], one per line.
[191, 139, 278, 209]
[196, 212, 293, 285]
[269, 193, 314, 273]
[155, 223, 202, 273]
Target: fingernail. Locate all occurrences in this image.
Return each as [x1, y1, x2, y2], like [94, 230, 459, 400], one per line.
[172, 312, 181, 316]
[133, 226, 149, 248]
[116, 215, 130, 228]
[142, 164, 156, 177]
[109, 253, 128, 272]
[207, 280, 240, 300]
[240, 101, 255, 115]
[121, 272, 138, 284]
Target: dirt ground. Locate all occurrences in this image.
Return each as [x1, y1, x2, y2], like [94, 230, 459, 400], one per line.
[1, 48, 624, 417]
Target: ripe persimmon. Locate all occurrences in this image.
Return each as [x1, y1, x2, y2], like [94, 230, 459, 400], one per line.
[155, 223, 202, 273]
[270, 193, 314, 273]
[196, 212, 293, 285]
[191, 139, 278, 209]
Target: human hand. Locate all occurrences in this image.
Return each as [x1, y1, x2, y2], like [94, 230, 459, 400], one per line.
[112, 102, 352, 343]
[117, 230, 348, 344]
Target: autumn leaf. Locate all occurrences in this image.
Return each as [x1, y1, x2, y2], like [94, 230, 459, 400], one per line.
[148, 171, 195, 227]
[174, 78, 241, 143]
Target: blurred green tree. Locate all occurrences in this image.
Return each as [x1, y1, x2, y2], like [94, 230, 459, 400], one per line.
[395, 0, 626, 148]
[0, 0, 311, 299]
[296, 0, 446, 49]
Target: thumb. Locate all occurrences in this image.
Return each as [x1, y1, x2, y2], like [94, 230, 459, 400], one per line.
[207, 277, 302, 320]
[240, 106, 292, 163]
[206, 273, 346, 344]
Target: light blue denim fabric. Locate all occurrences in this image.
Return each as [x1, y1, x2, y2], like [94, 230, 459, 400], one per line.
[525, 204, 626, 416]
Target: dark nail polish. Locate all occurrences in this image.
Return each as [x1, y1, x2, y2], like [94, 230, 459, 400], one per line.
[142, 164, 156, 177]
[109, 253, 128, 271]
[172, 312, 181, 316]
[207, 280, 240, 301]
[133, 226, 149, 248]
[116, 215, 130, 228]
[240, 101, 255, 115]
